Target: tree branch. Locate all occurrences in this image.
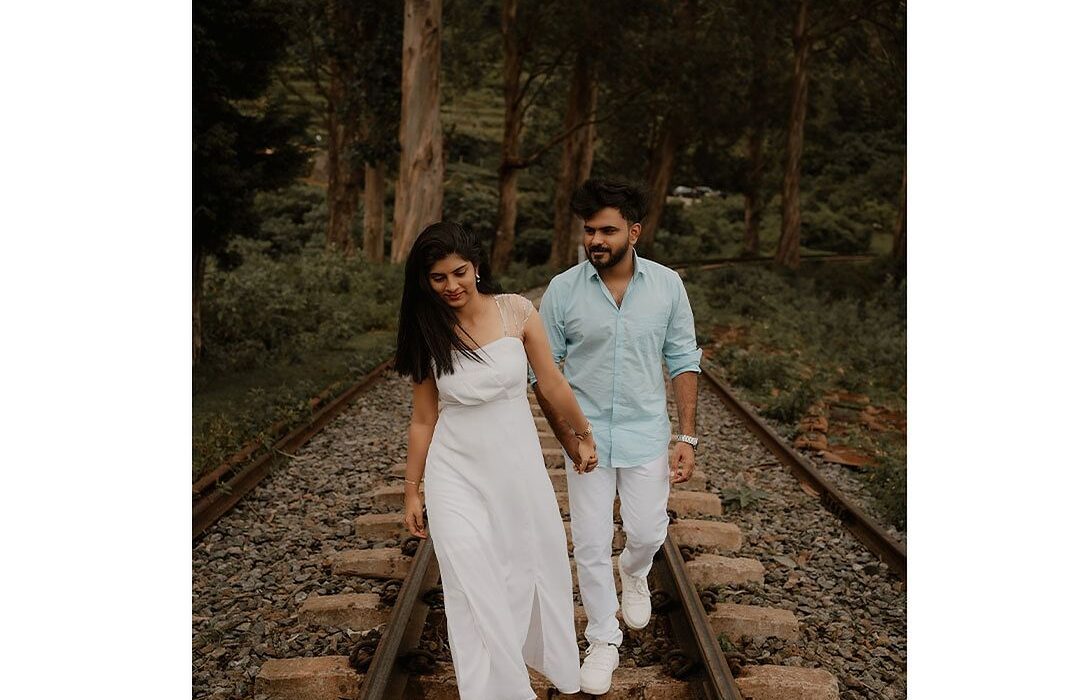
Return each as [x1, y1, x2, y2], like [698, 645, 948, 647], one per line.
[275, 69, 321, 113]
[512, 87, 642, 169]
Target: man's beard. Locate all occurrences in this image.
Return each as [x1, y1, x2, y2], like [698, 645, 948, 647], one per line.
[588, 239, 631, 270]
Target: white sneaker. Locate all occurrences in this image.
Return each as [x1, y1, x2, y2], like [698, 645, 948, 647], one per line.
[579, 643, 619, 695]
[618, 555, 652, 630]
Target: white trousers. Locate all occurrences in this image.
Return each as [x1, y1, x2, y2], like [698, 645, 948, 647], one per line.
[565, 453, 670, 648]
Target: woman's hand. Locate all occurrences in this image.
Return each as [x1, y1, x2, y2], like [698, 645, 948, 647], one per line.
[575, 436, 598, 474]
[404, 490, 427, 538]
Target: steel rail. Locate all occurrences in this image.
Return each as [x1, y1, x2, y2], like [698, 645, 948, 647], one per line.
[654, 535, 744, 700]
[356, 538, 440, 699]
[700, 364, 907, 581]
[192, 357, 395, 539]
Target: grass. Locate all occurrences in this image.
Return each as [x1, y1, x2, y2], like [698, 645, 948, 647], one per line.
[688, 261, 907, 529]
[192, 331, 397, 480]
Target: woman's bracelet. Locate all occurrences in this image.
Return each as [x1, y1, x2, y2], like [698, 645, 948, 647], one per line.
[574, 422, 592, 440]
[404, 478, 421, 487]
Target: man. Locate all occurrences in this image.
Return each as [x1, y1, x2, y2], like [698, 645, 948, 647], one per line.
[532, 179, 702, 695]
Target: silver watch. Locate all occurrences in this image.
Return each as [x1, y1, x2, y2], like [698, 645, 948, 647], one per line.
[675, 434, 699, 450]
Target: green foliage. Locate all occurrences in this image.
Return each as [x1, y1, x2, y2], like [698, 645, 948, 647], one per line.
[761, 380, 819, 423]
[719, 482, 770, 511]
[193, 331, 396, 477]
[729, 352, 793, 392]
[443, 184, 499, 246]
[688, 261, 905, 528]
[250, 184, 328, 256]
[514, 228, 554, 267]
[497, 261, 559, 294]
[194, 0, 308, 260]
[801, 206, 871, 254]
[200, 239, 402, 373]
[866, 450, 907, 531]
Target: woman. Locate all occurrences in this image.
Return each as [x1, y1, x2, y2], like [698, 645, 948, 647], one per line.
[394, 222, 597, 699]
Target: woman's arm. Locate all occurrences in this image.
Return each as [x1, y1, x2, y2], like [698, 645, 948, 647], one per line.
[522, 310, 597, 471]
[403, 377, 438, 537]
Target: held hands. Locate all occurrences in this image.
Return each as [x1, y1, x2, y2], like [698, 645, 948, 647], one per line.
[403, 488, 427, 538]
[574, 435, 599, 474]
[670, 441, 696, 484]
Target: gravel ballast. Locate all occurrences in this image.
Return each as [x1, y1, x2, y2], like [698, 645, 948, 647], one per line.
[193, 370, 906, 699]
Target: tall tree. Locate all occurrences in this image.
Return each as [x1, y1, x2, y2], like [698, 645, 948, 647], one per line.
[893, 156, 906, 268]
[489, 0, 574, 274]
[281, 0, 401, 260]
[618, 1, 746, 258]
[193, 0, 306, 364]
[738, 0, 786, 256]
[774, 0, 899, 268]
[391, 0, 445, 263]
[548, 48, 597, 268]
[488, 0, 610, 273]
[325, 0, 361, 256]
[775, 0, 811, 269]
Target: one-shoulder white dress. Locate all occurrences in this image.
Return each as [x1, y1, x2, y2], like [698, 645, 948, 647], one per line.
[424, 294, 580, 699]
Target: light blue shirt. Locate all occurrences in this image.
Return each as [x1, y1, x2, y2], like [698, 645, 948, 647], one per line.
[530, 252, 702, 468]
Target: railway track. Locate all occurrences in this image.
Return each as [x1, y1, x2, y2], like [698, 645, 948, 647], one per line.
[192, 252, 878, 541]
[698, 366, 906, 582]
[253, 386, 842, 699]
[196, 258, 901, 698]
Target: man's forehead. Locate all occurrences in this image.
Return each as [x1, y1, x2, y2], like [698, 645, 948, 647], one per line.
[583, 208, 628, 229]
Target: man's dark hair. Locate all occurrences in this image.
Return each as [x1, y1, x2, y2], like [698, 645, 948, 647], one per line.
[570, 179, 648, 225]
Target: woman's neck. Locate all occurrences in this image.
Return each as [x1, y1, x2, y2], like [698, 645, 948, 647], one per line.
[454, 292, 490, 325]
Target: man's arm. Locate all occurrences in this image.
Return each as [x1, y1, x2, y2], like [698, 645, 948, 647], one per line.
[672, 370, 698, 438]
[664, 276, 703, 483]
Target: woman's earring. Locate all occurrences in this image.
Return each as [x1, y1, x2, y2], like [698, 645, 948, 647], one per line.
[476, 273, 480, 282]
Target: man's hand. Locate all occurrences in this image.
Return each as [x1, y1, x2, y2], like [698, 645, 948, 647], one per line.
[670, 442, 696, 484]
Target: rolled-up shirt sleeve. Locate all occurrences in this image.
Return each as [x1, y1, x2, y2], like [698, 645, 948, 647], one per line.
[528, 287, 566, 385]
[663, 278, 702, 378]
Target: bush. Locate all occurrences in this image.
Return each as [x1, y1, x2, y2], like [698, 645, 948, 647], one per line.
[514, 227, 554, 267]
[200, 239, 403, 373]
[801, 206, 871, 254]
[251, 184, 328, 256]
[444, 185, 499, 246]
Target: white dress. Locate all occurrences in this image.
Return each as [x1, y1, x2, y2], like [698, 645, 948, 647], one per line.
[424, 294, 580, 699]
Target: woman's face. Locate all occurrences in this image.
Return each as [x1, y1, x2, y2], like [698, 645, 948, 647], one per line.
[427, 253, 477, 309]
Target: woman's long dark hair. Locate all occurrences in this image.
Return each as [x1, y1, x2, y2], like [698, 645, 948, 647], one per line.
[394, 222, 502, 383]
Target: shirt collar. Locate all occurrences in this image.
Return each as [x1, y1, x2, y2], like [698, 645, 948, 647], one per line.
[586, 249, 647, 280]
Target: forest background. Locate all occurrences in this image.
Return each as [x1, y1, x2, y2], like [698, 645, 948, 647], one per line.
[194, 0, 907, 530]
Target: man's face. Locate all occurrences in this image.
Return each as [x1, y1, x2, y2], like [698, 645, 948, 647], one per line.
[582, 207, 640, 270]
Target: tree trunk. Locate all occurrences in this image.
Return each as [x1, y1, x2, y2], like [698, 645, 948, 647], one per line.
[638, 120, 678, 258]
[193, 243, 206, 365]
[775, 0, 811, 269]
[893, 155, 906, 271]
[743, 9, 768, 257]
[363, 161, 386, 263]
[325, 2, 360, 256]
[490, 0, 524, 275]
[549, 49, 597, 269]
[743, 126, 765, 256]
[391, 0, 444, 263]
